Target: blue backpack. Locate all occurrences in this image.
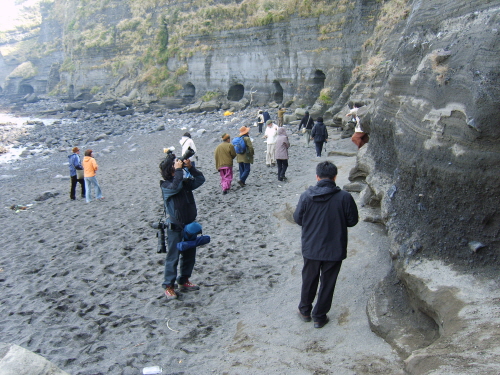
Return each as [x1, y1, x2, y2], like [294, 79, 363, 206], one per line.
[263, 111, 270, 122]
[232, 136, 247, 154]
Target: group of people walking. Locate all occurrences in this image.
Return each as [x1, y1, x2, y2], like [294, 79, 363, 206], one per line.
[69, 105, 368, 202]
[65, 106, 363, 328]
[214, 104, 370, 193]
[298, 112, 328, 157]
[161, 127, 359, 330]
[299, 103, 369, 155]
[214, 118, 292, 193]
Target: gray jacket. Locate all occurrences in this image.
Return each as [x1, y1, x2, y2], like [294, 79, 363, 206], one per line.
[275, 127, 290, 160]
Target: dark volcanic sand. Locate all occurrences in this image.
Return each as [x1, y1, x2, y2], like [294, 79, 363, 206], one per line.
[0, 116, 403, 375]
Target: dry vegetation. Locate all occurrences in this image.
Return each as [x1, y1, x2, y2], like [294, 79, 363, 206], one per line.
[7, 61, 38, 79]
[353, 0, 410, 82]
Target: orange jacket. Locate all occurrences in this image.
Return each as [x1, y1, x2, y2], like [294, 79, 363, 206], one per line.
[83, 156, 98, 177]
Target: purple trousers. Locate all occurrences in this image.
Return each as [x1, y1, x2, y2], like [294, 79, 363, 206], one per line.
[219, 166, 233, 191]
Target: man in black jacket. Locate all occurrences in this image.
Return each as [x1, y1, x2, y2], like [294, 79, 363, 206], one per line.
[160, 152, 205, 300]
[293, 161, 358, 328]
[310, 117, 328, 157]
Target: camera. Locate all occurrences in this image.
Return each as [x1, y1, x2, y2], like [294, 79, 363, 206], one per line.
[152, 222, 167, 230]
[152, 221, 167, 253]
[179, 146, 195, 161]
[163, 146, 195, 162]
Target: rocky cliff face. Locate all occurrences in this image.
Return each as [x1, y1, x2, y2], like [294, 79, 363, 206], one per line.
[352, 1, 500, 272]
[0, 0, 381, 104]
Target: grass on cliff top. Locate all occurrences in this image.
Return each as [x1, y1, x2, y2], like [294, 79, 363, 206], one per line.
[161, 0, 353, 38]
[354, 0, 410, 82]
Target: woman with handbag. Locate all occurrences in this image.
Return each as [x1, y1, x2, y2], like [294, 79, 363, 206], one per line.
[298, 111, 314, 146]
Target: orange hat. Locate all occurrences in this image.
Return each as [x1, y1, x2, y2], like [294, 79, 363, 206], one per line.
[239, 126, 250, 136]
[72, 147, 80, 153]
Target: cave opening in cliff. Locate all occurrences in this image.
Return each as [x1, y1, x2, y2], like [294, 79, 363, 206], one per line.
[183, 82, 195, 103]
[18, 84, 34, 95]
[227, 84, 244, 101]
[272, 81, 283, 103]
[312, 70, 326, 97]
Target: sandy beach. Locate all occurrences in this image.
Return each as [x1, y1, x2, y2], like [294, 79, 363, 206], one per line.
[0, 115, 403, 374]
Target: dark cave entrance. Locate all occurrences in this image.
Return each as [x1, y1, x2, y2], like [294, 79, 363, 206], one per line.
[227, 84, 244, 101]
[183, 82, 196, 103]
[272, 80, 283, 103]
[312, 69, 326, 96]
[19, 84, 34, 95]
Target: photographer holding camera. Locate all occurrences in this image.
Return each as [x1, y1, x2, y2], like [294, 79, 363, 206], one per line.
[159, 148, 205, 300]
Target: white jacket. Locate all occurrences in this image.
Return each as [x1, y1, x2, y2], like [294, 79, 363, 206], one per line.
[179, 136, 197, 160]
[264, 124, 278, 144]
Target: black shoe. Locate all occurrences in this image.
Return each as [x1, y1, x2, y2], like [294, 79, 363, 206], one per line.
[314, 316, 329, 328]
[278, 178, 283, 181]
[222, 190, 228, 195]
[237, 180, 245, 187]
[297, 311, 311, 322]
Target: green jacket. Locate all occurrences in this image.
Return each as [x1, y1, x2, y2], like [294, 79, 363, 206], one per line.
[236, 135, 254, 164]
[214, 141, 236, 170]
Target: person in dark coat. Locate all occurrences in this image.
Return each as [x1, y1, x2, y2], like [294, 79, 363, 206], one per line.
[293, 161, 358, 328]
[160, 152, 205, 300]
[68, 146, 85, 200]
[298, 111, 314, 146]
[310, 117, 328, 157]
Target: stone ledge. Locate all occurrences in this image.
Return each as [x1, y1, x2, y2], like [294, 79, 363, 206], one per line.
[368, 260, 500, 374]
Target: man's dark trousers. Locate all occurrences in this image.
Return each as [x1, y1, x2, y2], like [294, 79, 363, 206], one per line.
[298, 257, 342, 323]
[162, 229, 197, 288]
[70, 175, 85, 199]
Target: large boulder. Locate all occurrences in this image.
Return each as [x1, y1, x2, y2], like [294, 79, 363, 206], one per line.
[227, 100, 247, 112]
[74, 92, 93, 101]
[65, 102, 83, 111]
[199, 100, 220, 112]
[0, 342, 69, 375]
[84, 101, 106, 113]
[182, 101, 202, 113]
[294, 108, 307, 119]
